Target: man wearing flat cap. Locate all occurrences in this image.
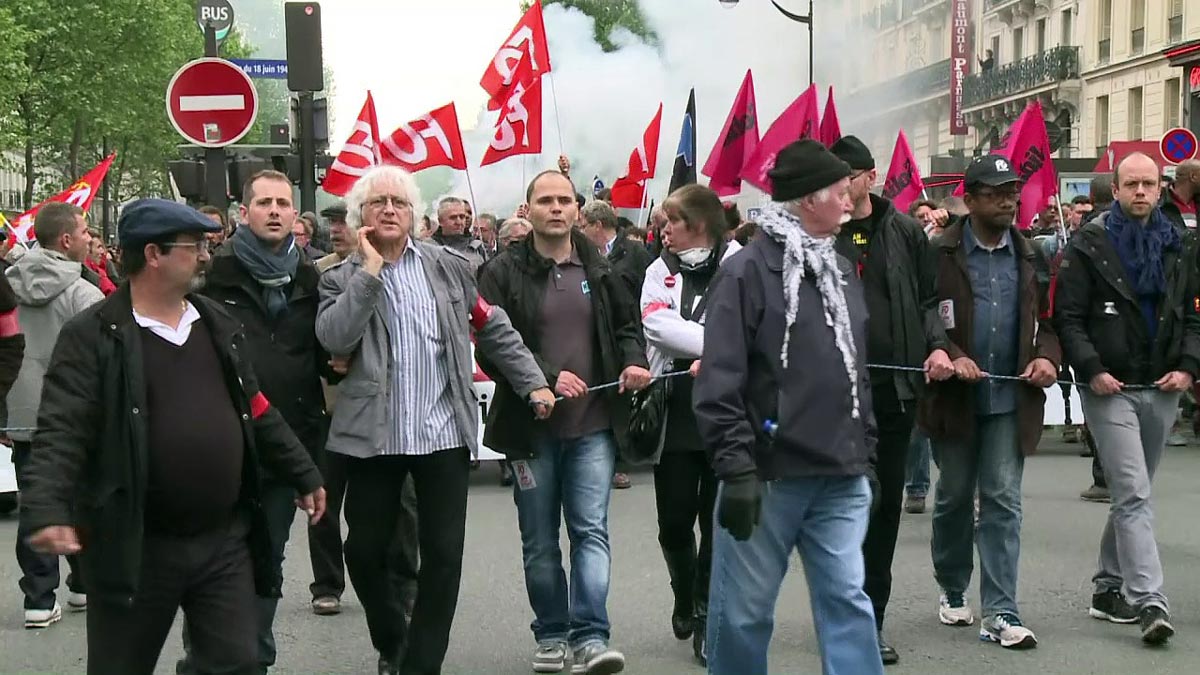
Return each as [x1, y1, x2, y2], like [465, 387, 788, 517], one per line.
[694, 139, 884, 675]
[918, 155, 1059, 650]
[19, 198, 327, 674]
[828, 134, 954, 664]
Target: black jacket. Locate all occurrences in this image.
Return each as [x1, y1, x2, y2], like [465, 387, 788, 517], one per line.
[0, 272, 26, 399]
[694, 234, 876, 481]
[834, 194, 948, 402]
[202, 246, 330, 465]
[1160, 187, 1198, 233]
[607, 234, 653, 299]
[476, 229, 648, 459]
[19, 286, 322, 606]
[1053, 214, 1200, 386]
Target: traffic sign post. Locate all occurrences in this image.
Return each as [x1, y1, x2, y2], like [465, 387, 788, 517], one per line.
[1160, 127, 1198, 166]
[197, 0, 234, 41]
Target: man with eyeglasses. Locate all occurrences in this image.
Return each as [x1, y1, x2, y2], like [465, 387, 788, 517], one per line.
[919, 154, 1060, 650]
[828, 135, 954, 665]
[20, 198, 325, 674]
[432, 196, 488, 271]
[181, 169, 332, 673]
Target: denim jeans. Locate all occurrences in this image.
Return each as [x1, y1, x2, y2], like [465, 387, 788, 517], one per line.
[930, 412, 1024, 618]
[905, 430, 931, 498]
[707, 476, 881, 675]
[512, 431, 617, 648]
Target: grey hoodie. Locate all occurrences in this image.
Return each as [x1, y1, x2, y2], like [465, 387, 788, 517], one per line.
[5, 248, 104, 441]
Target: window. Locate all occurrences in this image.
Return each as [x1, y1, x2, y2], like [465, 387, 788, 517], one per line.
[1013, 27, 1024, 62]
[1165, 78, 1182, 129]
[1128, 87, 1143, 140]
[1131, 0, 1146, 55]
[991, 35, 1001, 64]
[1061, 9, 1072, 46]
[929, 113, 940, 156]
[1036, 18, 1047, 55]
[1096, 95, 1110, 153]
[929, 24, 943, 62]
[1169, 0, 1184, 43]
[1098, 0, 1113, 63]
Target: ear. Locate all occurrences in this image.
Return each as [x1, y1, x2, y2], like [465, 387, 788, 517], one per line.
[238, 201, 250, 223]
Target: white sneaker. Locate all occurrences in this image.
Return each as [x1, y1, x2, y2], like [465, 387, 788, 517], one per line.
[980, 613, 1038, 649]
[532, 641, 568, 673]
[938, 592, 974, 626]
[24, 603, 62, 629]
[67, 592, 87, 612]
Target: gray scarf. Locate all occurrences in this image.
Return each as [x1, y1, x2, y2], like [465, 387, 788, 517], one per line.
[757, 201, 860, 419]
[229, 226, 300, 319]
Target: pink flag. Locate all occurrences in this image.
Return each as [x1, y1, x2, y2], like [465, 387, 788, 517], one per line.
[819, 86, 842, 147]
[702, 70, 759, 197]
[995, 100, 1058, 230]
[881, 130, 925, 215]
[740, 84, 819, 193]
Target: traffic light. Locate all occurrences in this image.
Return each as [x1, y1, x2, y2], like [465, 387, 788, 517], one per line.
[228, 157, 272, 202]
[168, 160, 206, 202]
[285, 2, 324, 92]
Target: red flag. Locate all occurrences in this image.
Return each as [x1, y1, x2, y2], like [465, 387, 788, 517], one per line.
[322, 92, 382, 197]
[702, 70, 759, 197]
[740, 84, 819, 194]
[881, 130, 926, 215]
[819, 86, 842, 147]
[381, 102, 468, 172]
[609, 178, 646, 209]
[610, 104, 663, 208]
[995, 100, 1058, 230]
[10, 153, 116, 244]
[481, 1, 551, 108]
[480, 76, 544, 167]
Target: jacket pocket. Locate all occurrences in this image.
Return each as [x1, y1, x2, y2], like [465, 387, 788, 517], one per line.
[327, 380, 380, 444]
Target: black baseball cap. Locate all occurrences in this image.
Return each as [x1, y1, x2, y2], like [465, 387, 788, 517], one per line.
[964, 154, 1021, 189]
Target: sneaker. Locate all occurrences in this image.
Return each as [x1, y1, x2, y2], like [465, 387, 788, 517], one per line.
[1167, 433, 1187, 447]
[311, 595, 341, 616]
[938, 592, 974, 626]
[1080, 484, 1112, 503]
[1140, 606, 1174, 645]
[570, 641, 625, 674]
[904, 494, 926, 514]
[66, 592, 87, 612]
[980, 613, 1038, 649]
[24, 603, 62, 629]
[532, 641, 568, 673]
[1089, 589, 1138, 624]
[611, 473, 632, 490]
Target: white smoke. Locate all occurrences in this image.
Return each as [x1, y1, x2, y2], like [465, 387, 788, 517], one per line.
[443, 0, 856, 218]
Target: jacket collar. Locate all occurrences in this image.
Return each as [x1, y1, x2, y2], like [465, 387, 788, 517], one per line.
[513, 228, 609, 276]
[937, 217, 1036, 261]
[96, 283, 238, 343]
[206, 244, 318, 302]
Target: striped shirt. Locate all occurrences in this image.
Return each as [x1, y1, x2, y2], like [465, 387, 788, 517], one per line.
[379, 241, 463, 456]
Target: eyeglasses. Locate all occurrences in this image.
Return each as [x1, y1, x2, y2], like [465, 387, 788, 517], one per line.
[366, 195, 412, 211]
[159, 240, 210, 254]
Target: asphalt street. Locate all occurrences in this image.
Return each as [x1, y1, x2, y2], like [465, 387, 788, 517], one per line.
[1, 434, 1200, 674]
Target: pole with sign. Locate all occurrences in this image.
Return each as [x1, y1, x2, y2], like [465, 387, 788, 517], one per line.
[197, 0, 235, 41]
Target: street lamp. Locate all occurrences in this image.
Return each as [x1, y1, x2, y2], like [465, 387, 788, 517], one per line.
[719, 0, 814, 85]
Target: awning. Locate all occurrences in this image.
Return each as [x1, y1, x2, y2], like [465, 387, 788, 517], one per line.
[1091, 140, 1169, 173]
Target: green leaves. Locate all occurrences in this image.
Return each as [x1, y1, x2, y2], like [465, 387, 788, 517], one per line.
[525, 0, 656, 52]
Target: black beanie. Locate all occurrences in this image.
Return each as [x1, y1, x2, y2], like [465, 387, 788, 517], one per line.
[830, 135, 875, 171]
[768, 139, 853, 202]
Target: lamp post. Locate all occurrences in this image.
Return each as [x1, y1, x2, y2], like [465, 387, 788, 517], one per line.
[719, 0, 814, 85]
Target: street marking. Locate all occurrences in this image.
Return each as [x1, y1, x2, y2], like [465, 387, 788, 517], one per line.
[179, 94, 245, 111]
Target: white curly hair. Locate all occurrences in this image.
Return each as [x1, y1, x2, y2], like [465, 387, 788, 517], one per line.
[344, 165, 425, 232]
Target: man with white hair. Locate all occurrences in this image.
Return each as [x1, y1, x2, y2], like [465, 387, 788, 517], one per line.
[694, 139, 883, 675]
[432, 197, 487, 270]
[498, 217, 532, 249]
[316, 165, 555, 675]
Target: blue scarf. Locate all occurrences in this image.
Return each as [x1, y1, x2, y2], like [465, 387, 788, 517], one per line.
[229, 226, 300, 319]
[1105, 202, 1180, 340]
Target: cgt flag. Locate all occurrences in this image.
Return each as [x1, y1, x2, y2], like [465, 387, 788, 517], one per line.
[481, 1, 551, 109]
[668, 89, 697, 195]
[994, 99, 1058, 230]
[10, 153, 116, 244]
[741, 84, 819, 194]
[702, 70, 758, 197]
[322, 92, 382, 197]
[381, 102, 468, 172]
[881, 130, 926, 215]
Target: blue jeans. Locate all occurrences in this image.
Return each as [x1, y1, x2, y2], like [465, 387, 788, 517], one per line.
[905, 430, 931, 497]
[930, 412, 1024, 618]
[512, 431, 617, 648]
[707, 476, 881, 675]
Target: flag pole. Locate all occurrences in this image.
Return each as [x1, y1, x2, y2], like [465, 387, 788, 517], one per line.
[635, 185, 649, 228]
[546, 72, 566, 157]
[464, 167, 479, 218]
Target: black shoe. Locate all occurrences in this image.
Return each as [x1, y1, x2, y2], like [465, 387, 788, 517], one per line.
[377, 655, 400, 675]
[692, 617, 707, 666]
[1140, 606, 1174, 645]
[878, 632, 899, 665]
[1089, 589, 1138, 624]
[661, 547, 696, 640]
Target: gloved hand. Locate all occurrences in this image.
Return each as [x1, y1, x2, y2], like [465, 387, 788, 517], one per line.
[717, 473, 762, 542]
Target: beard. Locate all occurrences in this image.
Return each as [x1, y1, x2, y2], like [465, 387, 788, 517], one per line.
[188, 272, 207, 293]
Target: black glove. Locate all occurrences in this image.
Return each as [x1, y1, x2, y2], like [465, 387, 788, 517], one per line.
[717, 473, 762, 542]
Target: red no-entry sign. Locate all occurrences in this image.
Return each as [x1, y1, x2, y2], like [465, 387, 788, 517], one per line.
[165, 57, 259, 147]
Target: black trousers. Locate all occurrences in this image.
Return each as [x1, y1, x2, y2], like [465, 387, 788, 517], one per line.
[308, 450, 420, 611]
[344, 449, 469, 674]
[88, 517, 257, 675]
[861, 385, 917, 630]
[652, 451, 717, 612]
[12, 441, 84, 610]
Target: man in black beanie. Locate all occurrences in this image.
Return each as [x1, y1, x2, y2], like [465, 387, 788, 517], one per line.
[695, 139, 884, 675]
[828, 134, 955, 664]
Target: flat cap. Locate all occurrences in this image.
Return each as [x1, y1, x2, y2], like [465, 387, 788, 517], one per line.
[118, 199, 221, 248]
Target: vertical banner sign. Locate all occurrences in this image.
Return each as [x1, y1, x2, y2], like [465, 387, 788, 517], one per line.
[950, 0, 971, 135]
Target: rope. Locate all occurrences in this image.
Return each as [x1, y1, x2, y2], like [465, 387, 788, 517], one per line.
[865, 363, 1160, 391]
[549, 369, 691, 403]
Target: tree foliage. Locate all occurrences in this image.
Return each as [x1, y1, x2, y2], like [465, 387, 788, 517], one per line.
[522, 0, 656, 52]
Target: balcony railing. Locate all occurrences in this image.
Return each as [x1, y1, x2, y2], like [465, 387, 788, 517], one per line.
[1098, 38, 1111, 65]
[1131, 28, 1145, 55]
[1169, 15, 1183, 44]
[843, 58, 951, 112]
[962, 45, 1080, 107]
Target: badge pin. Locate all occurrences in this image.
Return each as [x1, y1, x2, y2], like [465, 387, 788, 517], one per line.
[581, 280, 591, 295]
[664, 275, 676, 288]
[1103, 301, 1118, 316]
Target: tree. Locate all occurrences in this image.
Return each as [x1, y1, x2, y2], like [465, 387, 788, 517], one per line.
[521, 0, 656, 52]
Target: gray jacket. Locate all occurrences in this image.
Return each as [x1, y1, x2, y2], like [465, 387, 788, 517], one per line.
[5, 248, 104, 441]
[316, 241, 546, 458]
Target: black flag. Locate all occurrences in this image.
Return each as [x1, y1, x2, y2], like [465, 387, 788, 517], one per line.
[668, 89, 697, 195]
